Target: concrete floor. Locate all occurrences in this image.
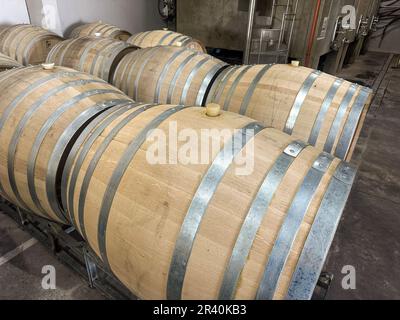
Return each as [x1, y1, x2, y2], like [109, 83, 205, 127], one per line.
[0, 212, 105, 299]
[0, 52, 399, 300]
[325, 52, 400, 299]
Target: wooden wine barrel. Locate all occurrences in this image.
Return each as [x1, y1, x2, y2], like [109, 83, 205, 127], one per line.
[206, 64, 373, 161]
[46, 36, 138, 82]
[0, 64, 132, 224]
[69, 22, 131, 41]
[62, 104, 356, 300]
[0, 24, 63, 65]
[112, 46, 228, 106]
[127, 30, 205, 52]
[0, 52, 22, 72]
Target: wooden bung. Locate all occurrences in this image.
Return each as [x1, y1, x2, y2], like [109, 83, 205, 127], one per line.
[205, 103, 221, 117]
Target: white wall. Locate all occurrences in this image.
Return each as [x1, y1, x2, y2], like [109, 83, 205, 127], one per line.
[0, 0, 30, 25]
[25, 0, 164, 37]
[26, 0, 63, 35]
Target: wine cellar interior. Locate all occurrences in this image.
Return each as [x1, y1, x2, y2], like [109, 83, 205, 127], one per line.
[0, 0, 399, 302]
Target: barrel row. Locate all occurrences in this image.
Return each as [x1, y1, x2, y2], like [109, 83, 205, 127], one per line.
[40, 33, 374, 162]
[68, 22, 205, 52]
[47, 40, 371, 160]
[46, 36, 138, 81]
[111, 46, 372, 161]
[0, 24, 63, 65]
[47, 41, 220, 106]
[69, 22, 132, 41]
[62, 103, 356, 300]
[0, 65, 356, 300]
[127, 30, 206, 53]
[0, 52, 22, 72]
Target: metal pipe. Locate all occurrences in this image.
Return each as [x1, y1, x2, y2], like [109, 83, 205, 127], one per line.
[305, 0, 322, 67]
[271, 0, 277, 25]
[244, 0, 257, 64]
[287, 0, 300, 62]
[277, 1, 291, 53]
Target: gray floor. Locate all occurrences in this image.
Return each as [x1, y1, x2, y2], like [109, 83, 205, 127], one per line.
[0, 52, 399, 300]
[325, 52, 400, 299]
[0, 212, 105, 299]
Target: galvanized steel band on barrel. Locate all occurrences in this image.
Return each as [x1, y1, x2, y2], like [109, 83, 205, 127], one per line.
[222, 66, 252, 111]
[0, 70, 82, 213]
[206, 66, 241, 103]
[238, 64, 274, 115]
[97, 105, 189, 270]
[286, 162, 357, 300]
[256, 152, 334, 299]
[14, 80, 104, 214]
[167, 52, 199, 103]
[324, 83, 359, 153]
[74, 103, 155, 240]
[284, 70, 322, 135]
[308, 78, 344, 146]
[218, 140, 308, 300]
[60, 101, 136, 226]
[18, 84, 112, 219]
[334, 87, 372, 159]
[167, 121, 265, 300]
[45, 98, 132, 223]
[154, 48, 187, 102]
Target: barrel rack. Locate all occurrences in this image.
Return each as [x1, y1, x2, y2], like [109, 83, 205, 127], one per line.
[0, 196, 136, 300]
[0, 195, 334, 300]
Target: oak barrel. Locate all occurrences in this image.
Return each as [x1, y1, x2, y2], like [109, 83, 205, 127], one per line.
[0, 24, 63, 65]
[46, 36, 138, 81]
[127, 30, 205, 52]
[206, 64, 373, 161]
[0, 52, 22, 72]
[62, 104, 356, 300]
[0, 65, 132, 223]
[69, 22, 131, 41]
[112, 46, 227, 106]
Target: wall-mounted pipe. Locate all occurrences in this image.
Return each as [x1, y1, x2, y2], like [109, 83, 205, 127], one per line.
[243, 0, 257, 64]
[305, 0, 322, 67]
